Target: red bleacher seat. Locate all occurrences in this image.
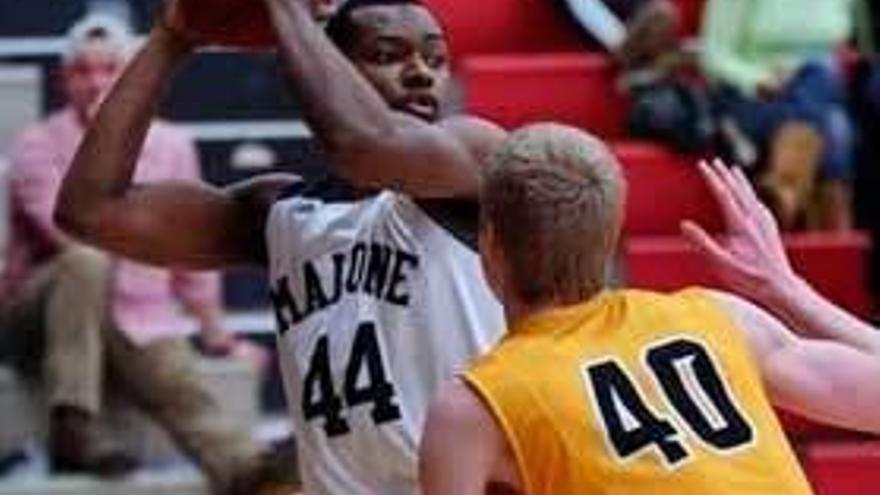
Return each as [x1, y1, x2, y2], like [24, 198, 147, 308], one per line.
[612, 142, 719, 235]
[425, 0, 585, 56]
[777, 409, 866, 442]
[461, 53, 626, 138]
[671, 0, 705, 37]
[801, 441, 880, 495]
[623, 232, 871, 317]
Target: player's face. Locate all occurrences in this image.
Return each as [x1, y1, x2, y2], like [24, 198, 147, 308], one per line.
[63, 38, 125, 123]
[348, 5, 451, 122]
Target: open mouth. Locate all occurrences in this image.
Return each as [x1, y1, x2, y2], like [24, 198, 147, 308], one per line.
[399, 94, 439, 121]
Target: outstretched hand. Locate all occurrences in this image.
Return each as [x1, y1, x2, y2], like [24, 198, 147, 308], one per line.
[681, 159, 796, 302]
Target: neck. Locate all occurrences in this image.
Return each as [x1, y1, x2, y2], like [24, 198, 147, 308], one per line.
[503, 287, 604, 332]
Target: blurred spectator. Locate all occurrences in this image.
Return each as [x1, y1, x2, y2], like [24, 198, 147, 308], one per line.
[560, 0, 680, 69]
[701, 0, 856, 231]
[561, 0, 714, 152]
[0, 13, 295, 495]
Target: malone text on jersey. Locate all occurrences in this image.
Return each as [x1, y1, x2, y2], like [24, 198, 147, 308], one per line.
[270, 241, 421, 334]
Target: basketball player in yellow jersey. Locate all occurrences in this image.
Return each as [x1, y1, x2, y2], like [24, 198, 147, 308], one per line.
[419, 125, 880, 495]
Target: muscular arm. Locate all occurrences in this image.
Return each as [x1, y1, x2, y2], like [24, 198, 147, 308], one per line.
[711, 290, 880, 434]
[757, 275, 880, 356]
[263, 0, 505, 198]
[420, 381, 518, 495]
[683, 160, 880, 356]
[55, 25, 298, 269]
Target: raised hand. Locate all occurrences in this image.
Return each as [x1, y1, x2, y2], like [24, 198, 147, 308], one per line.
[159, 0, 275, 49]
[681, 159, 796, 302]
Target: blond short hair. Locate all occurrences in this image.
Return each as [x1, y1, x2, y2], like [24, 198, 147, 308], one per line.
[64, 12, 133, 63]
[481, 123, 625, 305]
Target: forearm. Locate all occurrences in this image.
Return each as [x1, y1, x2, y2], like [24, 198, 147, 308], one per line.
[264, 0, 397, 159]
[55, 27, 191, 236]
[765, 275, 880, 355]
[769, 341, 880, 434]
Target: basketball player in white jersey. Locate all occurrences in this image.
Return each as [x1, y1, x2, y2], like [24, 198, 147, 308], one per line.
[55, 0, 506, 493]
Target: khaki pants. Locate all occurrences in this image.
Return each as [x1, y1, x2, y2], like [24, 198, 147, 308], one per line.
[0, 246, 263, 494]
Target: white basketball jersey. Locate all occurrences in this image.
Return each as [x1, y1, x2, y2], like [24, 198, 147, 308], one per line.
[266, 189, 505, 495]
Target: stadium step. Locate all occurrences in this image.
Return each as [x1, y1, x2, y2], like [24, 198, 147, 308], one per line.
[0, 467, 205, 495]
[425, 0, 585, 56]
[611, 142, 719, 235]
[801, 440, 880, 495]
[623, 232, 872, 318]
[672, 0, 706, 36]
[461, 53, 627, 138]
[0, 357, 261, 466]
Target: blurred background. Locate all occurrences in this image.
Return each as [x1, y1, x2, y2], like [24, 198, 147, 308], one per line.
[0, 0, 879, 493]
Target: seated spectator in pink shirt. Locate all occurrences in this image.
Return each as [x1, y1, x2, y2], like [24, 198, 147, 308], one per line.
[0, 13, 297, 495]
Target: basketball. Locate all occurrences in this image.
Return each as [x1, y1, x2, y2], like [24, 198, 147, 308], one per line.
[174, 0, 276, 49]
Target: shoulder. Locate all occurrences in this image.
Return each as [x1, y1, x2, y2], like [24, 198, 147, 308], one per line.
[228, 173, 305, 209]
[700, 289, 794, 354]
[438, 115, 508, 163]
[425, 380, 502, 445]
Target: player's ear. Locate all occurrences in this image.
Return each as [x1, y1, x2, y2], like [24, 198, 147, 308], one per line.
[478, 220, 505, 302]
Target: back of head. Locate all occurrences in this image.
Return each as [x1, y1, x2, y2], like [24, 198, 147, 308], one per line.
[481, 123, 625, 306]
[325, 0, 425, 53]
[64, 12, 133, 63]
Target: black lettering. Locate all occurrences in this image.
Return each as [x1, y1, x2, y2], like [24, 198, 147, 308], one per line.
[647, 339, 753, 450]
[364, 243, 393, 297]
[302, 335, 350, 436]
[346, 243, 368, 293]
[269, 276, 304, 333]
[303, 261, 330, 315]
[386, 250, 419, 306]
[588, 361, 689, 465]
[343, 322, 401, 424]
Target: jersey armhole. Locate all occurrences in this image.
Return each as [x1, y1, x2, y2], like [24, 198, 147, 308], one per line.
[461, 371, 535, 494]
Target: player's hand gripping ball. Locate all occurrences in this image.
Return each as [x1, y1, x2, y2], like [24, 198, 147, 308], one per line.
[163, 0, 276, 49]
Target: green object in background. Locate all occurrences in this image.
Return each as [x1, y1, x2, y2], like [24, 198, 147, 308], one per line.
[855, 0, 875, 55]
[700, 0, 855, 95]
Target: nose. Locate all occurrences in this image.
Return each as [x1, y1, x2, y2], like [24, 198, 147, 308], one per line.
[402, 54, 434, 89]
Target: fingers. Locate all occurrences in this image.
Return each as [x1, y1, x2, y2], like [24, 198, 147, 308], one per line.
[729, 162, 783, 238]
[697, 159, 746, 233]
[710, 158, 750, 218]
[731, 166, 761, 210]
[680, 220, 738, 270]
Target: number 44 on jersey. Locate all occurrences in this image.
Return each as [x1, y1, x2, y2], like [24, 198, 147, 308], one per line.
[302, 322, 402, 437]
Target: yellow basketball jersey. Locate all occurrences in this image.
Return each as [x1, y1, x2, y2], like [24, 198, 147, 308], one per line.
[465, 289, 812, 495]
